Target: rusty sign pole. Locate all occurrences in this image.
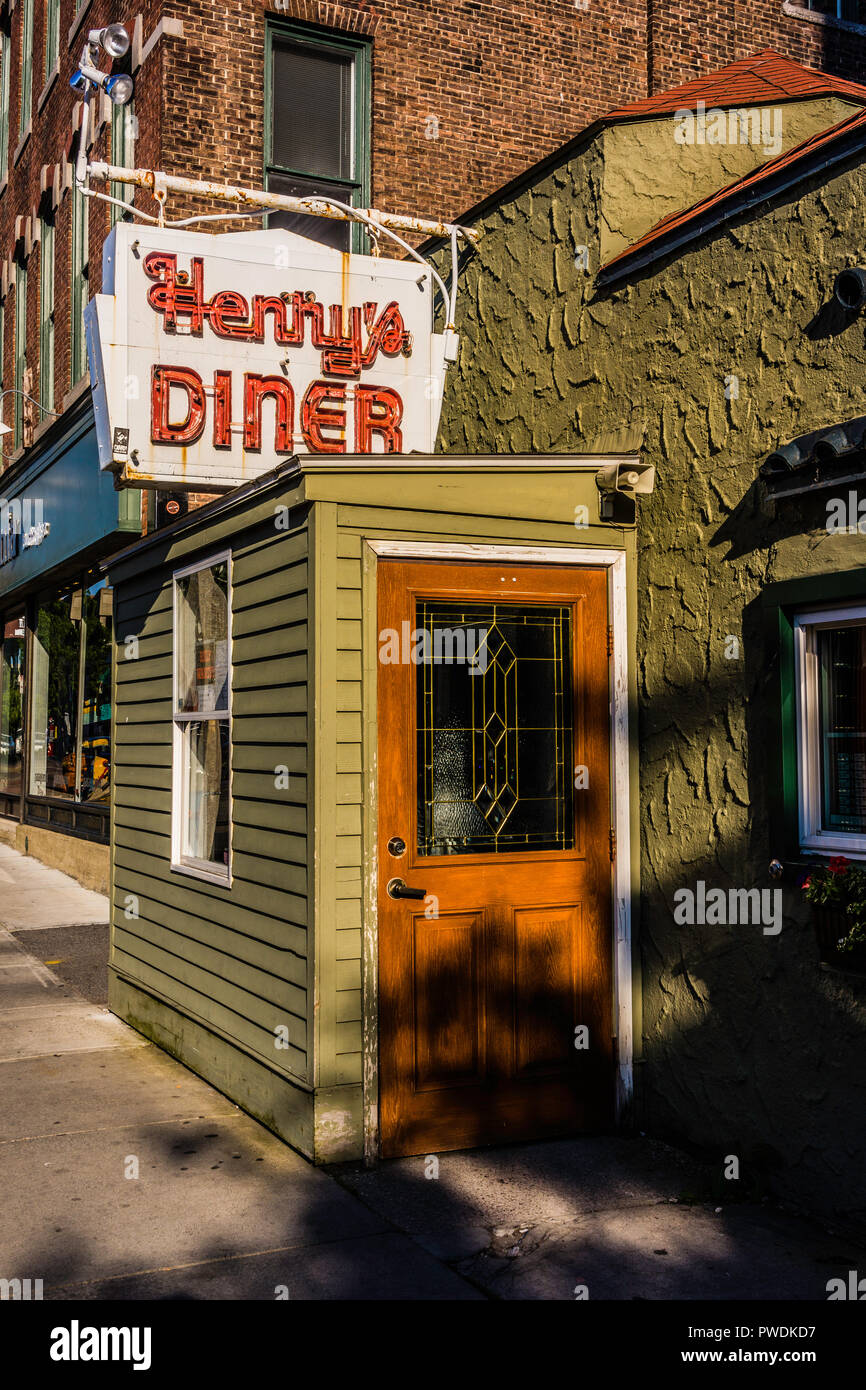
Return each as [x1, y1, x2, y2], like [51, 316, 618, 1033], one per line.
[82, 161, 479, 337]
[87, 162, 480, 246]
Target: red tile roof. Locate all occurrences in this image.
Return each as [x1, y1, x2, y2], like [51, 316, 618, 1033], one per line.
[606, 49, 866, 121]
[601, 101, 866, 273]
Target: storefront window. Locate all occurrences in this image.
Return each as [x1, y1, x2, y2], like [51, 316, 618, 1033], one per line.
[81, 585, 112, 803]
[173, 555, 231, 880]
[30, 591, 81, 798]
[29, 580, 112, 802]
[0, 615, 25, 797]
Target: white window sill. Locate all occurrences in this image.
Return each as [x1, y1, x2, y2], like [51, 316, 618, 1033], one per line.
[37, 63, 59, 114]
[800, 836, 866, 859]
[783, 1, 866, 37]
[13, 122, 31, 166]
[61, 370, 90, 412]
[32, 408, 59, 447]
[171, 858, 232, 888]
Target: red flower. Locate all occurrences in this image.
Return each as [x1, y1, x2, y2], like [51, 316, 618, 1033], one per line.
[828, 856, 851, 875]
[801, 876, 812, 891]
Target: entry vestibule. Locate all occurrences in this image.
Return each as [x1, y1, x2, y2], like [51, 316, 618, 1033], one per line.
[106, 455, 639, 1163]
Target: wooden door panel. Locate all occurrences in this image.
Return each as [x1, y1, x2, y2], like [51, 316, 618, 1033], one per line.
[513, 905, 580, 1078]
[413, 911, 485, 1092]
[378, 559, 613, 1158]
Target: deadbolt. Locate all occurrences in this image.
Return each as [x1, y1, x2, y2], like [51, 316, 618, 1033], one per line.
[387, 836, 406, 857]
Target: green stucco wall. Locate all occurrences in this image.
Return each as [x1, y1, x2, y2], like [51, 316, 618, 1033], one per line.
[437, 134, 866, 1214]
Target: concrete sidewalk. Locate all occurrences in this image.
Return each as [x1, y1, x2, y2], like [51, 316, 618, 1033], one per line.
[1, 837, 863, 1301]
[0, 844, 480, 1300]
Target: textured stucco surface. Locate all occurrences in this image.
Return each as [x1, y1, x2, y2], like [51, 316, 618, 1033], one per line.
[600, 97, 860, 262]
[437, 131, 866, 1217]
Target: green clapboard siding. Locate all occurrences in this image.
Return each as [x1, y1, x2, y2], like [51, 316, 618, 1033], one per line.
[112, 519, 311, 1085]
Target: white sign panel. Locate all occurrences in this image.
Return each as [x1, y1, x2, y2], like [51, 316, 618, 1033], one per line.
[85, 223, 449, 489]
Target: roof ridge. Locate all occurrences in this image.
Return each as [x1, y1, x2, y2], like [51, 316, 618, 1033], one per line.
[605, 48, 866, 122]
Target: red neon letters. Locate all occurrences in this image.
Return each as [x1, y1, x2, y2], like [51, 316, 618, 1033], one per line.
[143, 253, 412, 379]
[145, 253, 413, 454]
[150, 366, 404, 455]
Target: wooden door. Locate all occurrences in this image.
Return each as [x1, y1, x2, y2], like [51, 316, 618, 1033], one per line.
[378, 560, 613, 1157]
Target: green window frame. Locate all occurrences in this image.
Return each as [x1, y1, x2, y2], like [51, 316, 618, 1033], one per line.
[13, 256, 27, 448]
[70, 178, 88, 385]
[19, 0, 34, 141]
[39, 214, 54, 413]
[0, 34, 11, 183]
[44, 0, 60, 81]
[264, 20, 371, 253]
[110, 98, 135, 224]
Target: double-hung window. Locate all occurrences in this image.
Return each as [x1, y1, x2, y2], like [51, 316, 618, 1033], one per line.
[172, 554, 232, 883]
[110, 65, 135, 223]
[70, 176, 88, 383]
[39, 213, 54, 413]
[19, 0, 34, 142]
[13, 256, 26, 448]
[265, 24, 370, 251]
[44, 0, 60, 82]
[795, 604, 866, 857]
[0, 35, 11, 183]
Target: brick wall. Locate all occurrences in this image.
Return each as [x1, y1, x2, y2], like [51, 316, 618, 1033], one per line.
[649, 1, 866, 96]
[2, 0, 866, 466]
[0, 0, 162, 442]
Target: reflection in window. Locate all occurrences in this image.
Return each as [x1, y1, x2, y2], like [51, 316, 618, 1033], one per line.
[0, 616, 25, 796]
[176, 561, 229, 714]
[185, 720, 230, 866]
[173, 556, 231, 878]
[805, 0, 866, 22]
[81, 587, 112, 803]
[817, 624, 866, 834]
[29, 592, 81, 798]
[28, 582, 112, 802]
[266, 29, 367, 251]
[416, 600, 574, 856]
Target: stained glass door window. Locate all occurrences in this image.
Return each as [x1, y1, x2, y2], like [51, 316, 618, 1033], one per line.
[416, 600, 574, 855]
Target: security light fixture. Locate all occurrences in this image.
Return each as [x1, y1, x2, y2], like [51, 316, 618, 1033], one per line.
[834, 266, 866, 312]
[70, 24, 133, 116]
[70, 62, 134, 106]
[88, 24, 131, 59]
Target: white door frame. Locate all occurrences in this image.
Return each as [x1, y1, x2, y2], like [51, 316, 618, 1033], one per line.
[361, 539, 634, 1159]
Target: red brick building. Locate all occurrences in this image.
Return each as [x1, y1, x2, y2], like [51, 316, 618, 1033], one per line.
[0, 0, 865, 884]
[3, 0, 866, 446]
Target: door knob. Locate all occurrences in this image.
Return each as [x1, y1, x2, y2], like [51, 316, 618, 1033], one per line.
[387, 877, 426, 900]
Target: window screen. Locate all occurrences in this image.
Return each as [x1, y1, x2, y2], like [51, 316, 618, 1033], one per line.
[267, 30, 364, 252]
[271, 41, 353, 180]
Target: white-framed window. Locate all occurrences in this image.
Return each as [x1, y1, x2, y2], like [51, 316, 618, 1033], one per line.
[795, 603, 866, 857]
[172, 552, 232, 884]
